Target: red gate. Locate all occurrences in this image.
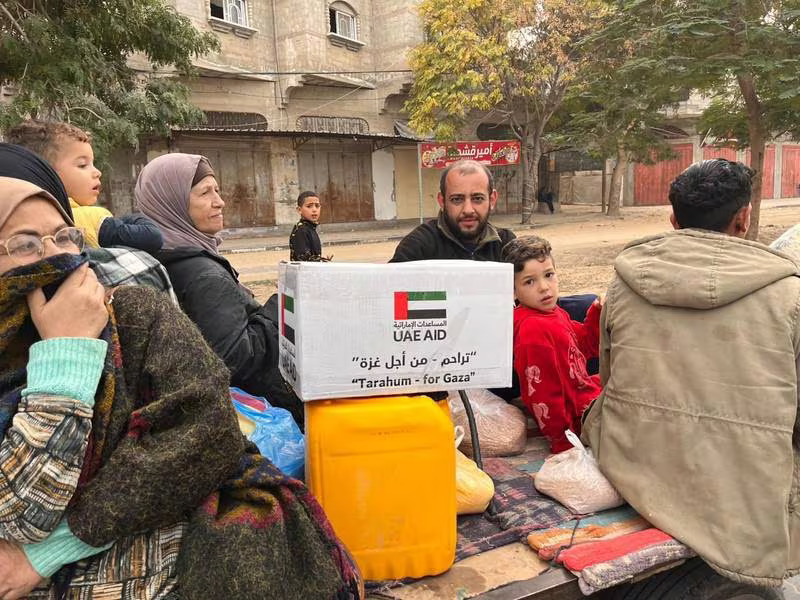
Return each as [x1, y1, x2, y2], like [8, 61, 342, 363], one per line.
[702, 147, 736, 161]
[745, 145, 776, 199]
[781, 145, 800, 198]
[633, 143, 693, 205]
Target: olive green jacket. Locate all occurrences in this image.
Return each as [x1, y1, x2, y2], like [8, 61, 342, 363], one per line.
[583, 229, 800, 587]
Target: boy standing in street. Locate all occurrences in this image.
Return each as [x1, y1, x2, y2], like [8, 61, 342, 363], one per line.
[503, 235, 602, 453]
[290, 190, 330, 261]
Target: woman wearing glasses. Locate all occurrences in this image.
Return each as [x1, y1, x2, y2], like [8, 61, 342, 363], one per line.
[0, 144, 361, 600]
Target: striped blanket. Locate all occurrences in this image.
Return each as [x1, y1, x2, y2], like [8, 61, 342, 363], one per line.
[554, 528, 696, 594]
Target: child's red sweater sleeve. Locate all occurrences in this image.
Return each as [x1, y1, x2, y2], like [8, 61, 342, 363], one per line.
[515, 340, 574, 454]
[569, 300, 601, 360]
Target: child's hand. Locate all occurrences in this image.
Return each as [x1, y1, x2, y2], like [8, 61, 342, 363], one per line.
[27, 264, 109, 339]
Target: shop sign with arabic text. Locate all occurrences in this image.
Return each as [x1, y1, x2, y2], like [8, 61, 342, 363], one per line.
[420, 141, 520, 169]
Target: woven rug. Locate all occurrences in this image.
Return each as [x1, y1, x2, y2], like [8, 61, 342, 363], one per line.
[455, 437, 573, 560]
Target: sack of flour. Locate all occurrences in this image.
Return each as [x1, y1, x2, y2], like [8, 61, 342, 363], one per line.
[534, 430, 624, 514]
[454, 427, 494, 514]
[449, 389, 527, 458]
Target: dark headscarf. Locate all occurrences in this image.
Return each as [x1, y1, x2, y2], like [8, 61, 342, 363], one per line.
[0, 143, 73, 222]
[192, 157, 215, 187]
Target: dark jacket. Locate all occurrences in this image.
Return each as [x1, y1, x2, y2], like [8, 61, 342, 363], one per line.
[98, 212, 163, 254]
[289, 218, 324, 261]
[389, 212, 515, 262]
[155, 247, 303, 426]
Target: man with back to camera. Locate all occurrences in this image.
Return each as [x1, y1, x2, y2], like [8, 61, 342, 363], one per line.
[582, 158, 800, 586]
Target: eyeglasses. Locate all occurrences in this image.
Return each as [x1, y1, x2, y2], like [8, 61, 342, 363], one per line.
[0, 227, 85, 264]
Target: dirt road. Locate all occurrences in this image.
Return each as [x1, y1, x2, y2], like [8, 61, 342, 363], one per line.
[230, 202, 800, 303]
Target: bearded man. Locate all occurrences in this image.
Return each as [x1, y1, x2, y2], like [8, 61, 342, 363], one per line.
[389, 159, 515, 262]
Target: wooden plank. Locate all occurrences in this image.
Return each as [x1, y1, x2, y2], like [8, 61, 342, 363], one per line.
[298, 148, 332, 223]
[702, 147, 736, 161]
[298, 145, 375, 223]
[326, 151, 347, 222]
[473, 568, 581, 600]
[492, 165, 522, 215]
[216, 149, 241, 227]
[341, 151, 362, 222]
[745, 145, 776, 200]
[358, 151, 375, 221]
[781, 145, 800, 198]
[252, 150, 274, 225]
[633, 143, 693, 206]
[367, 543, 550, 600]
[232, 150, 258, 227]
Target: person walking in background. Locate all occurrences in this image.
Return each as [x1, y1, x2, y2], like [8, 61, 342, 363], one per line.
[537, 187, 555, 214]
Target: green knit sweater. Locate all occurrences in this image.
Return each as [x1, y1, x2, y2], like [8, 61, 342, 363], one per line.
[20, 337, 110, 576]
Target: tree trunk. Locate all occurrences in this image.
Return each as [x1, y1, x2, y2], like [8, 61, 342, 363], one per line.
[601, 158, 607, 214]
[521, 134, 540, 225]
[519, 141, 531, 224]
[737, 73, 765, 240]
[606, 143, 627, 217]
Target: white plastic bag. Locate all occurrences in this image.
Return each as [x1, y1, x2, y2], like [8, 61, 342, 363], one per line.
[449, 389, 527, 458]
[454, 427, 495, 514]
[533, 430, 624, 514]
[771, 224, 800, 261]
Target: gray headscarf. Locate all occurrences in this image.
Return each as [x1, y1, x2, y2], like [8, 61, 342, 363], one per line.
[135, 153, 220, 254]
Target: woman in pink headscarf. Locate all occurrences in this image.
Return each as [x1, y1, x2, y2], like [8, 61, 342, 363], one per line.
[135, 153, 303, 426]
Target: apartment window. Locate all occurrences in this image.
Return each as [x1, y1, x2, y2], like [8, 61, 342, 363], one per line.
[330, 5, 356, 39]
[328, 2, 364, 50]
[210, 0, 247, 26]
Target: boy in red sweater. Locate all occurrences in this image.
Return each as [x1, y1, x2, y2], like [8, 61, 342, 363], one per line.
[502, 236, 602, 453]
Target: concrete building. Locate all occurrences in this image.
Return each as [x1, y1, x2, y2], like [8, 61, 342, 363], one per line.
[105, 0, 467, 229]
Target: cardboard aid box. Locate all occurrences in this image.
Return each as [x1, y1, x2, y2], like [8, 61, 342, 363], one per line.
[278, 260, 513, 401]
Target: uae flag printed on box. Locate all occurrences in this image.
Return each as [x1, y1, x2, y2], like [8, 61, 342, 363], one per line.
[394, 291, 447, 320]
[281, 293, 296, 343]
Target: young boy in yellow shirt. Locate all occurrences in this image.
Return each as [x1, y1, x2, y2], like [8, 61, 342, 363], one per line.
[7, 121, 162, 252]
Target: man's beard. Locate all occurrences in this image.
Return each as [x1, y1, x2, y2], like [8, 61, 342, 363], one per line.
[443, 211, 489, 243]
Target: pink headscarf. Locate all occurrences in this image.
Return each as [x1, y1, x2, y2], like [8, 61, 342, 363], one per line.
[135, 153, 220, 254]
[0, 177, 73, 231]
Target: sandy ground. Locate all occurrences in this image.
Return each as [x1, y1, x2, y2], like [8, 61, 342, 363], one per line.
[230, 202, 800, 303]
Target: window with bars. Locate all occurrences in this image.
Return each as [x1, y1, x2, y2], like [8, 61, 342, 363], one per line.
[329, 3, 357, 40]
[210, 0, 247, 26]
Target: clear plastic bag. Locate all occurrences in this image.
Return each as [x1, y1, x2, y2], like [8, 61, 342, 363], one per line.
[454, 426, 494, 514]
[533, 430, 624, 514]
[231, 393, 305, 479]
[771, 224, 800, 261]
[449, 388, 527, 457]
